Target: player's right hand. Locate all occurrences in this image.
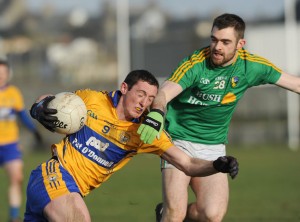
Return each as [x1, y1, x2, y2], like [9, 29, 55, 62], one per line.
[213, 156, 239, 179]
[137, 109, 164, 144]
[30, 96, 58, 132]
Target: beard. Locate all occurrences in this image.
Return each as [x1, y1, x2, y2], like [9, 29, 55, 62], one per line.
[210, 49, 237, 67]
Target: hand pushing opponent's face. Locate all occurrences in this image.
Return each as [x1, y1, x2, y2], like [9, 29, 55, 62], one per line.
[119, 80, 158, 120]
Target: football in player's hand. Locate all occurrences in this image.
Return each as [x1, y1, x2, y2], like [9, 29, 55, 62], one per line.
[47, 92, 87, 134]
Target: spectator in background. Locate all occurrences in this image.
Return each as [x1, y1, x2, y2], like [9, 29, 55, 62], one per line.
[0, 55, 42, 222]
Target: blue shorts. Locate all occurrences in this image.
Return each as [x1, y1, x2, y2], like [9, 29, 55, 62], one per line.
[24, 157, 81, 222]
[0, 143, 22, 166]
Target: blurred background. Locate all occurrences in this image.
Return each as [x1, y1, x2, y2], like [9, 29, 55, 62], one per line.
[1, 1, 300, 221]
[0, 0, 299, 147]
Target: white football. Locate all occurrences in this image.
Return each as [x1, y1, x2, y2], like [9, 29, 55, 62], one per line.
[47, 92, 87, 134]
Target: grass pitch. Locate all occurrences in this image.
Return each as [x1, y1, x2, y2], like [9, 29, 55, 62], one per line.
[0, 145, 299, 221]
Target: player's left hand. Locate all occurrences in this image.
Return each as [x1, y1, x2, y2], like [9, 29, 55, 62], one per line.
[213, 156, 239, 179]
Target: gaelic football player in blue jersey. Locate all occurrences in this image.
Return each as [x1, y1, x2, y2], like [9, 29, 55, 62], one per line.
[24, 70, 238, 222]
[0, 55, 42, 222]
[138, 14, 300, 222]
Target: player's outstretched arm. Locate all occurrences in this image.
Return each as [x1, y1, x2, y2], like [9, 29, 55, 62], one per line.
[30, 95, 58, 132]
[275, 71, 300, 94]
[161, 146, 239, 179]
[138, 81, 183, 144]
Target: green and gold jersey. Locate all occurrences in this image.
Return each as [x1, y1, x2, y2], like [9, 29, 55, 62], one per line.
[165, 47, 282, 144]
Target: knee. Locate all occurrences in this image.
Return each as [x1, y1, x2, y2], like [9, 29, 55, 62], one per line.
[10, 173, 23, 185]
[188, 204, 226, 222]
[163, 205, 186, 222]
[197, 208, 225, 222]
[204, 209, 224, 222]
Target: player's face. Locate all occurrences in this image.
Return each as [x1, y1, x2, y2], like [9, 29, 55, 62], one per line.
[121, 80, 158, 120]
[0, 64, 9, 88]
[210, 27, 245, 67]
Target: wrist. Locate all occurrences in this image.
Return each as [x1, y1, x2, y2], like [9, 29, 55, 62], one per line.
[212, 158, 223, 173]
[212, 160, 218, 171]
[150, 108, 164, 117]
[30, 102, 41, 119]
[30, 97, 49, 119]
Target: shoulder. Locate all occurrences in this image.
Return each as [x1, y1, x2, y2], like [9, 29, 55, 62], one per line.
[6, 85, 22, 96]
[238, 49, 275, 66]
[237, 49, 282, 85]
[176, 47, 210, 66]
[7, 84, 21, 92]
[238, 48, 263, 60]
[75, 89, 110, 107]
[187, 46, 210, 63]
[75, 89, 108, 99]
[237, 49, 281, 73]
[171, 47, 210, 80]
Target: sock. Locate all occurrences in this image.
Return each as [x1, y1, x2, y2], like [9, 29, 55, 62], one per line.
[9, 206, 19, 219]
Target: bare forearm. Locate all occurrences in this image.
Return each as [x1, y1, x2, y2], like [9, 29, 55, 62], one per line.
[162, 147, 218, 177]
[151, 80, 183, 112]
[151, 90, 167, 112]
[276, 71, 300, 94]
[182, 158, 218, 177]
[162, 146, 239, 179]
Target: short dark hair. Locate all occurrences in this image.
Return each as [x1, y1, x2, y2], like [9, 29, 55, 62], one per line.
[212, 13, 245, 39]
[0, 55, 9, 68]
[124, 70, 159, 90]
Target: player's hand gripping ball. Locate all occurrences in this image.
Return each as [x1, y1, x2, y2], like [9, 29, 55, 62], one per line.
[47, 92, 87, 134]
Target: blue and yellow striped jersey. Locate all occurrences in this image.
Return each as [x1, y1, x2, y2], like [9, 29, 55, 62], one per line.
[53, 89, 172, 196]
[0, 85, 24, 144]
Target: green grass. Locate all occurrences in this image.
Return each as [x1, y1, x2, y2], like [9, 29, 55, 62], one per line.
[0, 145, 300, 221]
[225, 145, 300, 222]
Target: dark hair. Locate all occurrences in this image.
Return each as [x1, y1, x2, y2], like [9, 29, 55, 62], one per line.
[124, 70, 159, 90]
[212, 13, 245, 39]
[0, 55, 9, 68]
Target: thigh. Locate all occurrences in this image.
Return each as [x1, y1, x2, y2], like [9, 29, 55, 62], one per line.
[4, 158, 23, 182]
[44, 192, 91, 222]
[2, 143, 23, 181]
[190, 173, 229, 215]
[162, 168, 191, 212]
[0, 143, 22, 166]
[24, 157, 81, 221]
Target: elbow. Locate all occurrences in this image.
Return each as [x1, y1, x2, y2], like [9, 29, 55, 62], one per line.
[175, 162, 191, 176]
[181, 167, 191, 176]
[180, 163, 198, 177]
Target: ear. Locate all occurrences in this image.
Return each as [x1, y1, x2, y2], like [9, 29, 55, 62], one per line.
[120, 82, 128, 94]
[237, 38, 246, 50]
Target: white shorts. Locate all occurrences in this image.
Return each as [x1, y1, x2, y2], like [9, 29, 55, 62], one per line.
[162, 140, 226, 169]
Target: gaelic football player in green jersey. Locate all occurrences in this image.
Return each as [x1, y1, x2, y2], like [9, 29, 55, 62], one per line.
[138, 13, 300, 222]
